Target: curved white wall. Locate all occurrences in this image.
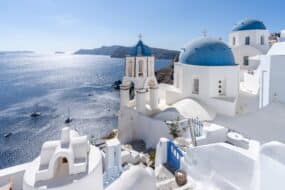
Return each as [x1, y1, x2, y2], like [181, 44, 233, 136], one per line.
[260, 142, 285, 190]
[181, 143, 257, 190]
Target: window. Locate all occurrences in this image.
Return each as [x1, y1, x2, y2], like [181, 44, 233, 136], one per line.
[245, 36, 250, 45]
[243, 56, 249, 66]
[138, 60, 144, 76]
[192, 78, 199, 94]
[260, 36, 265, 45]
[232, 37, 236, 46]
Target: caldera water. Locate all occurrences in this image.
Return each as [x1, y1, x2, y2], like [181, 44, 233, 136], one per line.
[0, 53, 171, 169]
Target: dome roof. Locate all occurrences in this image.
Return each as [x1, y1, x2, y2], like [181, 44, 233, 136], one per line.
[232, 18, 266, 31]
[179, 37, 236, 66]
[129, 40, 152, 56]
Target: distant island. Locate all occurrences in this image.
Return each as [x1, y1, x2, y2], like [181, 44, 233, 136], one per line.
[74, 45, 180, 59]
[55, 51, 65, 54]
[0, 51, 34, 55]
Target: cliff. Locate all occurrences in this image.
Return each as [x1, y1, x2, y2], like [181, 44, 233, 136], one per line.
[74, 46, 179, 60]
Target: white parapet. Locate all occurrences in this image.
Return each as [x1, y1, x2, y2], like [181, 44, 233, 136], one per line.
[120, 84, 130, 108]
[61, 127, 70, 145]
[135, 88, 147, 114]
[155, 138, 168, 176]
[22, 128, 104, 190]
[104, 138, 122, 171]
[149, 86, 159, 110]
[260, 141, 285, 190]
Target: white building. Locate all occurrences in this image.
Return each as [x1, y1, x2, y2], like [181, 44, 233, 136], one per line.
[120, 39, 159, 114]
[166, 37, 240, 116]
[23, 128, 103, 190]
[258, 41, 285, 107]
[119, 37, 240, 148]
[229, 18, 270, 73]
[0, 128, 104, 190]
[2, 17, 285, 190]
[155, 138, 285, 190]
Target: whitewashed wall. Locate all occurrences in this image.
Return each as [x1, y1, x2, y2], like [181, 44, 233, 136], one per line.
[268, 55, 285, 104]
[165, 63, 239, 116]
[0, 163, 29, 190]
[118, 107, 172, 148]
[181, 143, 257, 190]
[259, 55, 285, 107]
[260, 142, 285, 190]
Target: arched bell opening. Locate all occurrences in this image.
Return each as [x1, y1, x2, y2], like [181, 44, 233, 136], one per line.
[129, 82, 135, 100]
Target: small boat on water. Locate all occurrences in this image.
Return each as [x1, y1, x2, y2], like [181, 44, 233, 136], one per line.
[65, 108, 72, 124]
[4, 132, 12, 138]
[65, 117, 72, 124]
[30, 104, 41, 118]
[30, 112, 41, 117]
[112, 80, 122, 90]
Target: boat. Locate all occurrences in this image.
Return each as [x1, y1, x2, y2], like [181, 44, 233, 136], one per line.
[65, 108, 72, 124]
[30, 112, 41, 117]
[112, 80, 122, 90]
[30, 104, 41, 118]
[4, 132, 12, 138]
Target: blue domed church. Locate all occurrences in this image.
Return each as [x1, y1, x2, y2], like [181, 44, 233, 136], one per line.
[164, 37, 240, 116]
[119, 37, 240, 147]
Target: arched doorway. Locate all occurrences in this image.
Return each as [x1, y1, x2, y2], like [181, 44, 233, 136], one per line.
[53, 157, 70, 178]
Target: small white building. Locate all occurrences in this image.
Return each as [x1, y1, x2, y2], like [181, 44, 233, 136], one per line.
[22, 128, 104, 190]
[229, 18, 270, 73]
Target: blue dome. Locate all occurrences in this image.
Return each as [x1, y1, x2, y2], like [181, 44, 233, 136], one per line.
[179, 38, 236, 66]
[129, 40, 152, 56]
[232, 19, 266, 31]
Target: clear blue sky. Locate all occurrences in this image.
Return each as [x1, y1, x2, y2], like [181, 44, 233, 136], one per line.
[1, 0, 284, 52]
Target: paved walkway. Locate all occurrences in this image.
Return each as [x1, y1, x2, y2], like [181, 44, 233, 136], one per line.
[156, 166, 193, 190]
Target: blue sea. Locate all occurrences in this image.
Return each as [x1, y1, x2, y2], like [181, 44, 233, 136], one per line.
[0, 53, 171, 169]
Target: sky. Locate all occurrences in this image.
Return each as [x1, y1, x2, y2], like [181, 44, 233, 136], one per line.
[0, 0, 285, 52]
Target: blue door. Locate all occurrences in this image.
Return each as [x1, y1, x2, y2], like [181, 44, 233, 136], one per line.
[167, 141, 183, 172]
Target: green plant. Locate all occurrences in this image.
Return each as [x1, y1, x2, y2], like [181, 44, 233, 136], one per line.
[168, 117, 180, 139]
[148, 150, 156, 168]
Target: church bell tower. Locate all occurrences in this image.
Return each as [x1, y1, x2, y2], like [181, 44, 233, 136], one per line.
[120, 35, 159, 113]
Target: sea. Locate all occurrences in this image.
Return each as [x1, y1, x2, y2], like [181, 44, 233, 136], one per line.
[0, 53, 171, 169]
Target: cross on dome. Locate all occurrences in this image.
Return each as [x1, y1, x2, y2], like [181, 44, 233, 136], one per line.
[138, 33, 142, 41]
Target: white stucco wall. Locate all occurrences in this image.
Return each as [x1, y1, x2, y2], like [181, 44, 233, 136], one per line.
[106, 166, 156, 190]
[259, 54, 285, 107]
[23, 145, 103, 190]
[260, 142, 285, 190]
[243, 70, 260, 94]
[154, 138, 168, 175]
[181, 143, 257, 190]
[0, 163, 29, 190]
[229, 30, 269, 72]
[118, 107, 172, 148]
[268, 55, 285, 104]
[166, 63, 239, 116]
